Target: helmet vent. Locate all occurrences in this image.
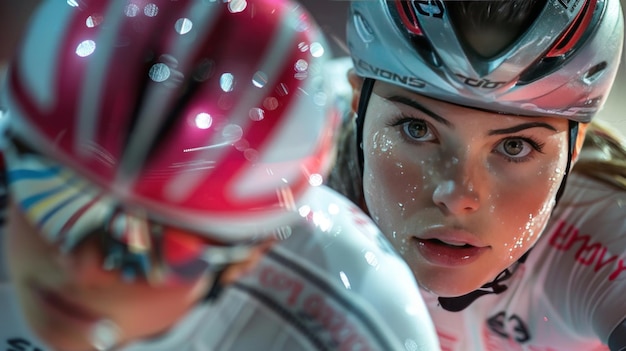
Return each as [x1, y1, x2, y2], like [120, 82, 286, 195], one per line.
[353, 11, 375, 43]
[582, 61, 607, 84]
[547, 0, 598, 57]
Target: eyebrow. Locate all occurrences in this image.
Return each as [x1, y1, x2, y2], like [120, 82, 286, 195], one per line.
[487, 122, 558, 135]
[387, 95, 452, 127]
[387, 95, 557, 135]
[387, 95, 558, 135]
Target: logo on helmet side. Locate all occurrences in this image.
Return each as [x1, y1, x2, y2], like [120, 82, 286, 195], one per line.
[399, 0, 445, 19]
[357, 59, 427, 89]
[558, 0, 584, 12]
[455, 74, 506, 89]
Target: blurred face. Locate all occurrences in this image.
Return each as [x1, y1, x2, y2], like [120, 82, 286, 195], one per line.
[3, 200, 213, 351]
[2, 144, 273, 351]
[361, 81, 570, 297]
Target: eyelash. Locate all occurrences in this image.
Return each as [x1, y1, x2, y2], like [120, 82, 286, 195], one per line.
[497, 136, 545, 163]
[388, 115, 547, 163]
[388, 116, 437, 143]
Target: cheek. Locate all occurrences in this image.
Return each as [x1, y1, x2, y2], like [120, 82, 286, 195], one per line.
[489, 155, 567, 256]
[361, 128, 429, 229]
[4, 201, 50, 278]
[99, 269, 212, 342]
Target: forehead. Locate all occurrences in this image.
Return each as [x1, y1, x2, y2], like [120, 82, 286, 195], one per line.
[369, 81, 570, 131]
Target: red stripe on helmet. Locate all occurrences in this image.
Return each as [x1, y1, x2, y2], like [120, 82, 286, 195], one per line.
[94, 0, 199, 169]
[132, 1, 297, 213]
[547, 0, 598, 57]
[8, 0, 119, 181]
[395, 0, 424, 36]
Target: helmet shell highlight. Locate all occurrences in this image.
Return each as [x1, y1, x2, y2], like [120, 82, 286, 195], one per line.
[3, 0, 337, 242]
[347, 0, 624, 122]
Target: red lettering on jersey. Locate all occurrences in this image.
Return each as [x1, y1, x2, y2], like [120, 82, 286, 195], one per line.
[256, 264, 375, 350]
[435, 329, 458, 351]
[609, 259, 626, 281]
[549, 221, 626, 281]
[258, 265, 304, 306]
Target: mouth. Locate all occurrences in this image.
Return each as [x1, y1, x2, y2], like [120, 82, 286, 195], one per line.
[413, 237, 490, 267]
[30, 282, 102, 327]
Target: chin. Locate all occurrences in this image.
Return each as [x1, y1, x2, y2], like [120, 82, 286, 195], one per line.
[413, 266, 491, 298]
[27, 321, 92, 351]
[420, 281, 481, 298]
[18, 298, 92, 351]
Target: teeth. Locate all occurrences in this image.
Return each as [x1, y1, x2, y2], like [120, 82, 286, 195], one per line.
[435, 239, 468, 247]
[444, 241, 467, 247]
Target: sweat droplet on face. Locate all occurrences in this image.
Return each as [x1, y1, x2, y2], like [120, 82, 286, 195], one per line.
[380, 138, 393, 152]
[370, 128, 394, 152]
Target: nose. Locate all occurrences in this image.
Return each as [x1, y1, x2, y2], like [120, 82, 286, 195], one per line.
[431, 161, 481, 215]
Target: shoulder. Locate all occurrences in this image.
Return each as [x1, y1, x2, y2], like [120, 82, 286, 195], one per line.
[532, 173, 626, 342]
[283, 185, 397, 259]
[273, 185, 413, 294]
[232, 185, 440, 351]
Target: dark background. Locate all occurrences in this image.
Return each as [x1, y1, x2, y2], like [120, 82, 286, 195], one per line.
[300, 0, 351, 57]
[0, 0, 351, 61]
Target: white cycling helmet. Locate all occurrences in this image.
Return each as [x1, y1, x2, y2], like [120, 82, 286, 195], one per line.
[348, 0, 623, 122]
[3, 0, 337, 243]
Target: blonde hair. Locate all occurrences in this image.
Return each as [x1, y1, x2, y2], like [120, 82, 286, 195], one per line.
[573, 119, 626, 191]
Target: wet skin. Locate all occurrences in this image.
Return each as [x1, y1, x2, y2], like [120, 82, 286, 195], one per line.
[360, 81, 570, 297]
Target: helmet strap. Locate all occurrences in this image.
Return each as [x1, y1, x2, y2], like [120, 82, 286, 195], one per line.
[438, 250, 530, 311]
[554, 120, 579, 204]
[355, 78, 376, 173]
[202, 268, 226, 302]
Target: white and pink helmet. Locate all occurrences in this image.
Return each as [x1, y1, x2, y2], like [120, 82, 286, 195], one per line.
[348, 0, 624, 122]
[2, 0, 338, 242]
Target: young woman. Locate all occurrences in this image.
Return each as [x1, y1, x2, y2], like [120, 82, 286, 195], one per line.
[328, 0, 626, 349]
[0, 0, 440, 350]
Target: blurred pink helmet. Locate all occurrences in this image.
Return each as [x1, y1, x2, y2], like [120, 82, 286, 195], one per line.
[2, 0, 337, 242]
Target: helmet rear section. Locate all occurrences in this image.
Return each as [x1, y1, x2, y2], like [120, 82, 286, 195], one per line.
[2, 0, 338, 242]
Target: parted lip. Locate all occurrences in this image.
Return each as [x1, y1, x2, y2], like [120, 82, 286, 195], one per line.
[30, 281, 102, 323]
[416, 226, 489, 248]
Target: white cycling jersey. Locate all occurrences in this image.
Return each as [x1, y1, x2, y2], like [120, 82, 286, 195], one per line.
[421, 170, 626, 351]
[0, 185, 441, 351]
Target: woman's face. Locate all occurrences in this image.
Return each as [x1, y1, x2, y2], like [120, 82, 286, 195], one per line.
[4, 200, 213, 351]
[361, 81, 570, 297]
